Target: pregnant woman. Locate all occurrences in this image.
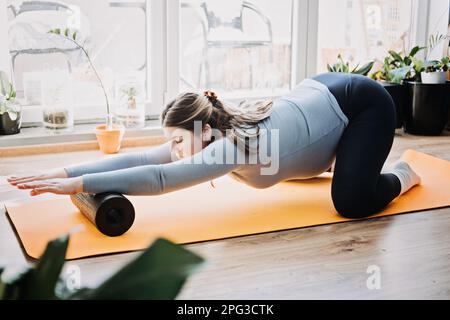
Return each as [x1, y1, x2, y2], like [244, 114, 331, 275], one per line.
[8, 73, 421, 219]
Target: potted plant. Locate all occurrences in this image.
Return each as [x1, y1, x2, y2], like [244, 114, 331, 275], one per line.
[327, 54, 375, 76]
[398, 56, 450, 135]
[370, 46, 425, 129]
[0, 71, 22, 135]
[49, 28, 125, 153]
[115, 85, 145, 129]
[421, 56, 449, 84]
[0, 234, 204, 299]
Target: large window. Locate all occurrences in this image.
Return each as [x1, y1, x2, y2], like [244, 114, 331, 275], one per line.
[179, 0, 293, 99]
[316, 0, 414, 73]
[6, 0, 149, 120]
[0, 0, 444, 126]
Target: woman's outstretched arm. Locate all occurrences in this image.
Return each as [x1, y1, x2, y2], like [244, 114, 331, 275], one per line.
[64, 140, 173, 178]
[81, 137, 243, 195]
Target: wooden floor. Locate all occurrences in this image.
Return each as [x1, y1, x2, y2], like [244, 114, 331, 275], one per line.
[1, 129, 450, 299]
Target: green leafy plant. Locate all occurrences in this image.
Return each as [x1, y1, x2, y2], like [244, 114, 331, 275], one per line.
[48, 28, 113, 128]
[0, 71, 18, 117]
[370, 46, 426, 84]
[327, 54, 375, 76]
[389, 56, 448, 83]
[0, 71, 16, 102]
[0, 234, 204, 300]
[424, 56, 450, 72]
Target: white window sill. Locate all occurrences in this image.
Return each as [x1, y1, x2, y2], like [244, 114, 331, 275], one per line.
[0, 119, 164, 148]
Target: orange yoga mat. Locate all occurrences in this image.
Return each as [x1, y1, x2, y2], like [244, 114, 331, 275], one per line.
[3, 149, 450, 260]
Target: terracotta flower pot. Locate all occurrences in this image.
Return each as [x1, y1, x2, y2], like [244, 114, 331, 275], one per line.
[95, 123, 125, 154]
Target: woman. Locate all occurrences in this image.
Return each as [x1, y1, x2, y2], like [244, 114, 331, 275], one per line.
[8, 72, 421, 219]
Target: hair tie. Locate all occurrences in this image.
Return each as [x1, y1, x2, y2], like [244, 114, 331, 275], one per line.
[204, 90, 218, 107]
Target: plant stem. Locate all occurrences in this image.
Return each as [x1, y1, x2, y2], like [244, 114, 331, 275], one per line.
[64, 37, 113, 129]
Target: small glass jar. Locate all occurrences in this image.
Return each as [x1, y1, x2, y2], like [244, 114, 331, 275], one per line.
[114, 99, 145, 129]
[41, 70, 74, 133]
[114, 72, 146, 129]
[0, 98, 22, 135]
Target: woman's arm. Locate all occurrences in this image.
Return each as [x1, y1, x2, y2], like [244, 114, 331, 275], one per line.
[81, 137, 244, 195]
[64, 140, 173, 178]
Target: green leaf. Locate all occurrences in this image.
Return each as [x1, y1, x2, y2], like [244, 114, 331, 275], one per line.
[70, 238, 204, 300]
[64, 28, 69, 37]
[411, 57, 425, 74]
[54, 28, 61, 35]
[389, 66, 412, 84]
[408, 46, 425, 58]
[28, 234, 69, 299]
[9, 89, 16, 100]
[13, 234, 70, 300]
[389, 50, 403, 62]
[326, 63, 332, 72]
[0, 267, 34, 300]
[72, 31, 77, 41]
[350, 63, 360, 73]
[0, 71, 10, 96]
[403, 56, 411, 66]
[353, 61, 375, 76]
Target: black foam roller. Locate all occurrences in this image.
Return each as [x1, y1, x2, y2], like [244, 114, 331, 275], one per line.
[70, 192, 135, 237]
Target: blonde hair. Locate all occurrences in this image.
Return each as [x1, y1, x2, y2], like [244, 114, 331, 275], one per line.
[161, 91, 273, 153]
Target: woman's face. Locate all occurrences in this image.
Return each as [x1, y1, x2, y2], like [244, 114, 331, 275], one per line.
[163, 125, 212, 159]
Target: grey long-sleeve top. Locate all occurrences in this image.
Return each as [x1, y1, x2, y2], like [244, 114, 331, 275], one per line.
[64, 78, 349, 195]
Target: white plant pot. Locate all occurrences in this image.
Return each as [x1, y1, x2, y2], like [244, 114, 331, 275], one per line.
[421, 71, 447, 84]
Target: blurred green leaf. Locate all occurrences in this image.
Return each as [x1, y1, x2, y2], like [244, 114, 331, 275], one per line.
[389, 66, 412, 84]
[1, 235, 203, 300]
[352, 61, 374, 76]
[3, 234, 69, 300]
[389, 50, 403, 62]
[408, 46, 425, 58]
[21, 234, 69, 299]
[0, 71, 10, 96]
[70, 238, 204, 300]
[1, 267, 34, 300]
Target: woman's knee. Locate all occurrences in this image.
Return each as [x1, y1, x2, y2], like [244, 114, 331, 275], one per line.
[332, 190, 375, 219]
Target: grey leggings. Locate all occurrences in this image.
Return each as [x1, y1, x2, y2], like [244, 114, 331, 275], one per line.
[312, 72, 401, 219]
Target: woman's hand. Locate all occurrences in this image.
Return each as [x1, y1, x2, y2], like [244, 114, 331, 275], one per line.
[15, 176, 84, 196]
[7, 168, 69, 186]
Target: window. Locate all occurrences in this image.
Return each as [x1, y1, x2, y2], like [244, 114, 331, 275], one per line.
[0, 0, 443, 127]
[6, 0, 150, 121]
[316, 0, 414, 74]
[179, 0, 294, 99]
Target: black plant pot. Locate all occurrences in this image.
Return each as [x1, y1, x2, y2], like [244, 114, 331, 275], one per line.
[447, 111, 450, 131]
[380, 81, 407, 129]
[0, 111, 21, 135]
[403, 81, 450, 136]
